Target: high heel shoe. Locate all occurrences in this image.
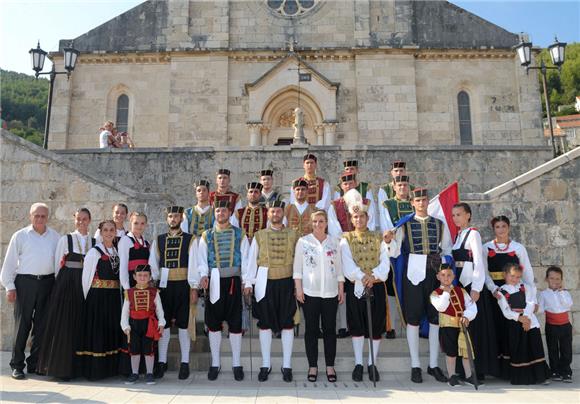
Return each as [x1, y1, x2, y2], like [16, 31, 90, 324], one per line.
[326, 368, 337, 383]
[307, 368, 318, 382]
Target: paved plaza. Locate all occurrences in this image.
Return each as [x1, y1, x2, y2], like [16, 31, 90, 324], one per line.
[1, 353, 578, 404]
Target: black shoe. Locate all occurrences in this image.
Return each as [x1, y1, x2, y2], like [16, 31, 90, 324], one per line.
[427, 366, 448, 383]
[368, 365, 380, 382]
[464, 375, 477, 387]
[207, 366, 220, 381]
[233, 366, 244, 381]
[562, 374, 572, 383]
[352, 364, 364, 382]
[178, 362, 190, 380]
[125, 373, 139, 385]
[337, 328, 350, 339]
[385, 330, 396, 339]
[448, 374, 462, 387]
[281, 367, 293, 382]
[258, 367, 271, 382]
[145, 373, 156, 385]
[307, 368, 318, 382]
[154, 362, 167, 379]
[411, 367, 422, 383]
[11, 369, 25, 380]
[27, 366, 37, 375]
[551, 372, 563, 381]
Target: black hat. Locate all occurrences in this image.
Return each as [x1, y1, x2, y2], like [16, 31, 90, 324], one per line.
[394, 175, 410, 183]
[292, 179, 309, 188]
[343, 159, 358, 168]
[391, 160, 406, 169]
[213, 200, 231, 209]
[410, 188, 428, 199]
[340, 173, 356, 182]
[246, 182, 263, 191]
[135, 264, 151, 273]
[217, 169, 231, 176]
[303, 153, 317, 162]
[260, 169, 274, 177]
[437, 263, 453, 273]
[166, 206, 184, 214]
[267, 200, 286, 209]
[195, 179, 210, 189]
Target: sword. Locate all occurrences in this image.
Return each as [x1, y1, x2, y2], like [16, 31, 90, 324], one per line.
[364, 286, 376, 388]
[461, 322, 478, 390]
[244, 293, 253, 381]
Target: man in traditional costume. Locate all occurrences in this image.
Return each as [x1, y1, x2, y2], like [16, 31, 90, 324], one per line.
[285, 179, 315, 238]
[377, 160, 415, 207]
[289, 154, 330, 210]
[182, 180, 215, 237]
[209, 169, 243, 212]
[232, 182, 269, 241]
[332, 160, 375, 207]
[148, 206, 198, 380]
[258, 169, 283, 206]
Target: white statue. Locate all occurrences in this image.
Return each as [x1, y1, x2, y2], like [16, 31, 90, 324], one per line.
[293, 107, 306, 144]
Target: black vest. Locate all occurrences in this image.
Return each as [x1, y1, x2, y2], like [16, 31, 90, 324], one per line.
[157, 232, 193, 269]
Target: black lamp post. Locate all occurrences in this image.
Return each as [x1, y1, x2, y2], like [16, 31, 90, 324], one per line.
[514, 36, 567, 158]
[29, 41, 79, 149]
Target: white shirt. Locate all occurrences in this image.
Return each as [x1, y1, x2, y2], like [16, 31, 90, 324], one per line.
[452, 228, 486, 292]
[430, 287, 478, 321]
[1, 225, 60, 291]
[378, 197, 411, 232]
[339, 234, 396, 283]
[327, 199, 376, 237]
[538, 288, 573, 314]
[498, 282, 540, 329]
[148, 233, 198, 288]
[289, 178, 331, 211]
[245, 226, 293, 289]
[120, 289, 166, 331]
[181, 205, 212, 234]
[118, 232, 149, 290]
[99, 130, 111, 148]
[293, 234, 344, 298]
[482, 240, 536, 300]
[81, 243, 119, 298]
[54, 231, 93, 278]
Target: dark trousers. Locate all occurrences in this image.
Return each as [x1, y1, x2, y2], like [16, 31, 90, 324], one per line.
[546, 323, 573, 377]
[302, 295, 338, 368]
[10, 275, 54, 371]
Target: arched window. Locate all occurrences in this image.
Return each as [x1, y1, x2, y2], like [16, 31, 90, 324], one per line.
[116, 94, 129, 132]
[458, 91, 472, 145]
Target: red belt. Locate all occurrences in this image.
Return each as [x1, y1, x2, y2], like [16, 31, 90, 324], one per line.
[546, 311, 569, 326]
[130, 310, 161, 340]
[128, 259, 148, 271]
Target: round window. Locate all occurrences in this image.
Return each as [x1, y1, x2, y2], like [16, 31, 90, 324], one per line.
[266, 0, 318, 17]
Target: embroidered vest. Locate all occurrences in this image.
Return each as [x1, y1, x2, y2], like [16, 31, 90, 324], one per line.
[157, 231, 194, 269]
[285, 203, 314, 237]
[209, 191, 240, 210]
[403, 216, 443, 255]
[185, 207, 214, 237]
[343, 230, 382, 275]
[237, 206, 268, 240]
[127, 235, 150, 271]
[296, 176, 325, 205]
[384, 198, 413, 225]
[487, 247, 519, 286]
[204, 226, 242, 270]
[434, 286, 466, 328]
[128, 287, 157, 315]
[255, 228, 298, 280]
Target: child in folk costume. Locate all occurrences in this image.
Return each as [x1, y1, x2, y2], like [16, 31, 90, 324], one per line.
[121, 265, 165, 385]
[497, 263, 550, 385]
[430, 264, 478, 387]
[538, 266, 574, 383]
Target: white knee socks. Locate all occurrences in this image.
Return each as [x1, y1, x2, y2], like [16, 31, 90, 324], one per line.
[145, 355, 154, 374]
[259, 329, 272, 368]
[229, 332, 242, 368]
[158, 328, 171, 363]
[429, 323, 440, 368]
[352, 336, 364, 365]
[367, 339, 380, 366]
[208, 330, 222, 367]
[178, 328, 190, 363]
[407, 324, 421, 368]
[281, 329, 294, 369]
[130, 355, 140, 374]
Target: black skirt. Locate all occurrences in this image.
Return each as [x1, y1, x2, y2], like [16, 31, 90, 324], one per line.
[505, 323, 550, 385]
[488, 291, 511, 379]
[76, 288, 123, 381]
[252, 277, 296, 333]
[37, 266, 84, 379]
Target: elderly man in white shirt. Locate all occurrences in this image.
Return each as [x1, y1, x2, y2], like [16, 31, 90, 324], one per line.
[1, 202, 60, 380]
[294, 209, 344, 383]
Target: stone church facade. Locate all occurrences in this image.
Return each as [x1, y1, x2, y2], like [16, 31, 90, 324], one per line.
[47, 0, 543, 149]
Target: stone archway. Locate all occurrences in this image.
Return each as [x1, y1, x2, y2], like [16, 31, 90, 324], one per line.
[245, 54, 338, 146]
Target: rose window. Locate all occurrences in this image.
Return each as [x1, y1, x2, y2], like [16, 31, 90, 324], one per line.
[266, 0, 318, 17]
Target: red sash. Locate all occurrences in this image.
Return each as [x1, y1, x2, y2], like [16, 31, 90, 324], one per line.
[128, 258, 148, 271]
[546, 311, 569, 326]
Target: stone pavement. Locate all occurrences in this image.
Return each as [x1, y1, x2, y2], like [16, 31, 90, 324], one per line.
[1, 354, 578, 404]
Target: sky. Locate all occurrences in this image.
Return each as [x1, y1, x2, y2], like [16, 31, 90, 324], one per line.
[0, 0, 578, 75]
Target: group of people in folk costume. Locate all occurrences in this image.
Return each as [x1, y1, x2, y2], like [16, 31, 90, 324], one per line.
[1, 154, 573, 388]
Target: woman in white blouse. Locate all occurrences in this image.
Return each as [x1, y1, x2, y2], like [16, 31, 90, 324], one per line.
[294, 209, 344, 383]
[451, 202, 500, 381]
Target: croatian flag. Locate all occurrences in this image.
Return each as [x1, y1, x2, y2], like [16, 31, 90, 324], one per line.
[428, 181, 460, 244]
